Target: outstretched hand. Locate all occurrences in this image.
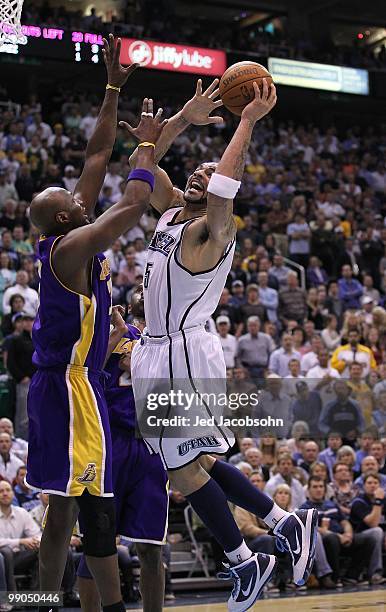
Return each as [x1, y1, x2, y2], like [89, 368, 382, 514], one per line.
[119, 98, 168, 144]
[181, 78, 224, 125]
[103, 34, 139, 89]
[241, 79, 277, 125]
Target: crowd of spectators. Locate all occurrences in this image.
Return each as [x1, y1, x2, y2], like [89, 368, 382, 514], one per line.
[19, 1, 386, 71]
[0, 67, 386, 600]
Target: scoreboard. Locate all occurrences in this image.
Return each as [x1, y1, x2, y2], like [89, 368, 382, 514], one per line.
[0, 24, 104, 64]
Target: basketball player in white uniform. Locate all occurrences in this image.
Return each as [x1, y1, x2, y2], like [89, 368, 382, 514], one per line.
[126, 80, 318, 611]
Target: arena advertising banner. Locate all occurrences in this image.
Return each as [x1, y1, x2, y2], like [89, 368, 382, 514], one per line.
[268, 57, 369, 95]
[119, 38, 227, 76]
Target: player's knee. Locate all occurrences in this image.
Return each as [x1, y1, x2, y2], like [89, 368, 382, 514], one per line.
[198, 455, 216, 472]
[78, 494, 117, 557]
[136, 543, 162, 573]
[168, 460, 205, 495]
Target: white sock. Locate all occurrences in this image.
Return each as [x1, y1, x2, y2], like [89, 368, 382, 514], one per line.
[263, 503, 291, 530]
[226, 540, 253, 565]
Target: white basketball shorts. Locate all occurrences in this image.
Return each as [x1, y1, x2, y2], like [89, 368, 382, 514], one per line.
[131, 325, 235, 470]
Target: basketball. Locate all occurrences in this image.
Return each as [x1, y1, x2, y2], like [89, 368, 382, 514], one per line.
[219, 61, 273, 115]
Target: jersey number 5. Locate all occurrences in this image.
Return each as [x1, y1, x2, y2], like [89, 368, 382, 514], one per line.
[144, 262, 154, 289]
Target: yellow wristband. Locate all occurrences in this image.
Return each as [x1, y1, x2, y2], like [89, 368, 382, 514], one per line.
[106, 84, 121, 93]
[138, 142, 156, 148]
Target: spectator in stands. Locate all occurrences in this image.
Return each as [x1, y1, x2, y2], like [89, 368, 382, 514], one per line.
[300, 476, 372, 586]
[279, 271, 307, 325]
[331, 462, 356, 517]
[330, 328, 376, 378]
[212, 288, 241, 336]
[243, 448, 270, 481]
[370, 440, 386, 474]
[236, 315, 272, 377]
[228, 438, 255, 466]
[305, 462, 334, 500]
[354, 456, 386, 493]
[270, 254, 291, 288]
[13, 466, 39, 511]
[338, 265, 363, 311]
[354, 430, 375, 472]
[216, 316, 238, 369]
[287, 212, 311, 269]
[300, 334, 323, 374]
[347, 363, 374, 426]
[296, 441, 320, 476]
[0, 418, 27, 463]
[0, 480, 40, 591]
[291, 381, 322, 436]
[257, 271, 278, 322]
[239, 285, 266, 330]
[284, 358, 303, 399]
[306, 256, 329, 288]
[255, 376, 292, 438]
[265, 453, 306, 508]
[1, 230, 19, 269]
[7, 313, 35, 440]
[320, 314, 341, 352]
[319, 380, 365, 442]
[229, 280, 246, 308]
[0, 170, 19, 208]
[2, 270, 38, 317]
[350, 473, 386, 584]
[318, 432, 343, 480]
[269, 332, 301, 377]
[306, 347, 340, 390]
[0, 433, 24, 483]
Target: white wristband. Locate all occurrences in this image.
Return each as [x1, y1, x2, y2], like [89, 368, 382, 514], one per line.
[207, 173, 241, 199]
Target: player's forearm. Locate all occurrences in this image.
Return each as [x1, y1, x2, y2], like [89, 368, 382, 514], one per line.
[104, 328, 126, 368]
[216, 117, 254, 181]
[85, 89, 119, 159]
[154, 110, 190, 163]
[130, 110, 189, 167]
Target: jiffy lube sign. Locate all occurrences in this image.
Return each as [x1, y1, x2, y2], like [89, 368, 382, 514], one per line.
[120, 38, 226, 75]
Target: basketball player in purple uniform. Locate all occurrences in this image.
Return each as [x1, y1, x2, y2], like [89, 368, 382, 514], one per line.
[127, 81, 318, 611]
[26, 35, 167, 612]
[77, 289, 168, 612]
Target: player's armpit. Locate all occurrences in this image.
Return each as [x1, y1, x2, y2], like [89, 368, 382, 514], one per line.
[178, 215, 235, 274]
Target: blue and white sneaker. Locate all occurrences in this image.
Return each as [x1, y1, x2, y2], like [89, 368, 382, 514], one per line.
[218, 552, 278, 611]
[273, 508, 318, 586]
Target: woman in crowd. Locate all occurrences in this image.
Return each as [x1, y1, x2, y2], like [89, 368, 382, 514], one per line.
[321, 314, 341, 352]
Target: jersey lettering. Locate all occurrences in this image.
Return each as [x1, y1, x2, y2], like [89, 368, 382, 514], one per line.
[144, 262, 153, 289]
[148, 231, 176, 256]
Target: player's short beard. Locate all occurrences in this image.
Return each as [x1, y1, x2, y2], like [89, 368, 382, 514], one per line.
[183, 191, 208, 207]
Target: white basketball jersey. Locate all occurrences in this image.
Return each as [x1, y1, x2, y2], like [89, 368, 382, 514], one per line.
[144, 207, 235, 336]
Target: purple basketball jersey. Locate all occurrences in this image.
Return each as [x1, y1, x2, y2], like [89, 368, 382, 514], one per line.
[104, 324, 140, 431]
[32, 235, 112, 370]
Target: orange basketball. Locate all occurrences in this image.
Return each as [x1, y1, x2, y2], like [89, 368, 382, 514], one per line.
[219, 61, 273, 116]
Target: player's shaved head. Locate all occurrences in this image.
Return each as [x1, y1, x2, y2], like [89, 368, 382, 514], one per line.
[30, 187, 89, 236]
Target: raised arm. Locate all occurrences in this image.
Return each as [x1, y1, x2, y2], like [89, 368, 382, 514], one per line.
[73, 35, 139, 216]
[128, 79, 223, 213]
[54, 100, 167, 275]
[182, 80, 277, 273]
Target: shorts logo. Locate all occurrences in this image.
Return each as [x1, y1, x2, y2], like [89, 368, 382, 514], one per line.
[177, 436, 221, 456]
[148, 231, 176, 256]
[100, 258, 111, 281]
[77, 463, 97, 483]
